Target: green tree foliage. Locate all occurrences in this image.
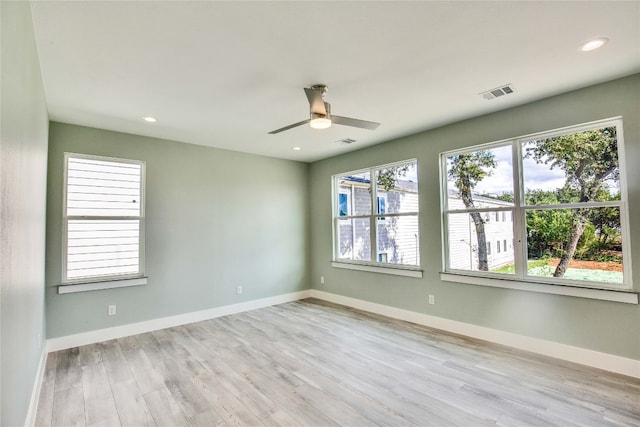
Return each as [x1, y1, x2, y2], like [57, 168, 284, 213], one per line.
[525, 190, 572, 259]
[448, 151, 496, 271]
[525, 127, 619, 277]
[377, 164, 410, 191]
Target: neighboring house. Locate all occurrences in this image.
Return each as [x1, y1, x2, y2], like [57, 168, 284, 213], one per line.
[337, 176, 419, 265]
[447, 192, 515, 271]
[336, 176, 513, 270]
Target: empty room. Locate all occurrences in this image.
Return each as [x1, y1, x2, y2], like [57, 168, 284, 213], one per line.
[2, 1, 640, 426]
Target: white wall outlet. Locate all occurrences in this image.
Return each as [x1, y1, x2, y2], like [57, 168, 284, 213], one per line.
[428, 295, 435, 305]
[236, 285, 243, 295]
[108, 304, 117, 316]
[320, 276, 325, 284]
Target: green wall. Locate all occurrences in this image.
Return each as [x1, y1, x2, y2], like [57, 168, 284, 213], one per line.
[309, 74, 640, 360]
[46, 122, 309, 338]
[1, 2, 49, 425]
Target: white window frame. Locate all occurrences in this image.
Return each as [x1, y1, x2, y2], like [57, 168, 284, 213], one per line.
[332, 159, 422, 277]
[440, 117, 635, 300]
[60, 153, 147, 293]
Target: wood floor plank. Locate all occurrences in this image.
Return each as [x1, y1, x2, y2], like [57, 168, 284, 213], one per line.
[54, 347, 82, 392]
[35, 352, 58, 427]
[51, 386, 85, 427]
[37, 298, 640, 427]
[81, 362, 120, 426]
[97, 340, 135, 384]
[110, 379, 156, 427]
[143, 386, 190, 427]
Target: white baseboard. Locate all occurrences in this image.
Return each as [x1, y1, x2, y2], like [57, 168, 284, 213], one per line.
[46, 290, 311, 352]
[24, 345, 48, 427]
[309, 289, 640, 379]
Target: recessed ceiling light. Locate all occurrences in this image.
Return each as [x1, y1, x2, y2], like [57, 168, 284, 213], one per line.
[580, 38, 609, 52]
[292, 147, 302, 151]
[143, 116, 157, 123]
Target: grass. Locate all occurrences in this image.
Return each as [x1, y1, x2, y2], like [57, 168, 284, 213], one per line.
[491, 259, 623, 284]
[491, 259, 547, 275]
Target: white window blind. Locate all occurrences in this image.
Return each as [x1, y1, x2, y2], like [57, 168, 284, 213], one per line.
[63, 154, 145, 283]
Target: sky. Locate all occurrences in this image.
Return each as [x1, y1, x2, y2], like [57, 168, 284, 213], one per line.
[449, 145, 620, 199]
[446, 143, 616, 197]
[470, 144, 567, 195]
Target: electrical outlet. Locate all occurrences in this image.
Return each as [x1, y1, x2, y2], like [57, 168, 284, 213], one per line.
[428, 295, 435, 305]
[108, 305, 117, 316]
[320, 276, 325, 284]
[236, 285, 243, 295]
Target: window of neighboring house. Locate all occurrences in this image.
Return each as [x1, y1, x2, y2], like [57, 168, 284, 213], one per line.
[338, 192, 350, 216]
[62, 153, 145, 285]
[333, 159, 419, 268]
[487, 242, 491, 255]
[441, 118, 631, 291]
[377, 195, 387, 220]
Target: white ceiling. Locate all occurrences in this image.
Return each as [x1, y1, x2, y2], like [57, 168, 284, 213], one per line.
[30, 1, 640, 162]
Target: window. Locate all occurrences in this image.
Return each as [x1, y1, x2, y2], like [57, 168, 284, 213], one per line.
[338, 192, 350, 216]
[63, 153, 145, 284]
[333, 159, 419, 268]
[441, 118, 631, 290]
[487, 242, 491, 255]
[377, 195, 387, 220]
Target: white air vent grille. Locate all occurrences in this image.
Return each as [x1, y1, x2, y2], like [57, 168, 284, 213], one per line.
[481, 84, 515, 100]
[336, 138, 356, 145]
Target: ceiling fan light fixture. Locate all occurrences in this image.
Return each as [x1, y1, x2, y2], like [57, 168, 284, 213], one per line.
[310, 116, 332, 130]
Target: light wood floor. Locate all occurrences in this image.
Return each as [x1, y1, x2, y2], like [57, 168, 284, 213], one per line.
[36, 298, 640, 426]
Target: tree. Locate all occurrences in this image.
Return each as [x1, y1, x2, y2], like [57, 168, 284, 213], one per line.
[448, 151, 496, 270]
[525, 127, 619, 277]
[377, 164, 410, 191]
[524, 189, 571, 259]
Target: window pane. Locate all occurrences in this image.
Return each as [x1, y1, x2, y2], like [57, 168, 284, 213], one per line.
[376, 162, 418, 214]
[522, 126, 620, 205]
[336, 172, 371, 215]
[526, 207, 623, 284]
[67, 219, 140, 279]
[446, 145, 513, 210]
[336, 218, 371, 261]
[67, 157, 141, 216]
[377, 215, 419, 266]
[447, 212, 514, 274]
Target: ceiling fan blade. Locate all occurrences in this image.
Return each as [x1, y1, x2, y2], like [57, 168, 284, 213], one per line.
[304, 87, 327, 115]
[331, 115, 380, 130]
[268, 119, 310, 134]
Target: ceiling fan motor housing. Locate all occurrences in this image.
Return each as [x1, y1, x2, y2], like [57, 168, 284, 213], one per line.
[311, 102, 331, 119]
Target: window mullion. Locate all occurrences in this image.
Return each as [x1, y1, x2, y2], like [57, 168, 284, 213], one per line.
[513, 140, 527, 279]
[371, 167, 378, 263]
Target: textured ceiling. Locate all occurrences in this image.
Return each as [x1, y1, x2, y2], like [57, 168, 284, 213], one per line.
[30, 1, 640, 162]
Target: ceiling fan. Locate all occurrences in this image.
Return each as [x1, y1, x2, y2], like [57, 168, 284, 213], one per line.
[268, 84, 380, 134]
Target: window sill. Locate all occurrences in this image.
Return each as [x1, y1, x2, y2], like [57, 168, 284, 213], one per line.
[58, 277, 148, 294]
[332, 262, 423, 278]
[440, 273, 638, 304]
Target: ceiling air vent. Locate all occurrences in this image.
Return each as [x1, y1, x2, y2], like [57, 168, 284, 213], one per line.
[336, 138, 356, 145]
[481, 84, 515, 100]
